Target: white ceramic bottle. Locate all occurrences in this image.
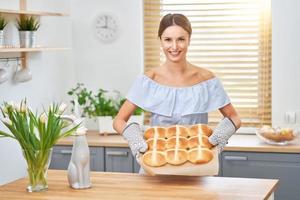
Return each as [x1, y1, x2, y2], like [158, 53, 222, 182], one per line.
[67, 127, 91, 189]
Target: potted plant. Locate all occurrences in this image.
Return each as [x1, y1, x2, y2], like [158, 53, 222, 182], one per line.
[67, 83, 97, 130]
[0, 15, 8, 47]
[93, 89, 118, 133]
[68, 85, 135, 133]
[67, 83, 94, 118]
[16, 16, 40, 48]
[0, 100, 79, 192]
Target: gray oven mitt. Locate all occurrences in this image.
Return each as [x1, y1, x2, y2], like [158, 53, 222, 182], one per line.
[122, 122, 148, 159]
[209, 117, 236, 153]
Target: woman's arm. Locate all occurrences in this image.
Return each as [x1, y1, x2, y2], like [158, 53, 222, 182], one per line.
[219, 103, 242, 129]
[113, 100, 148, 156]
[113, 100, 138, 134]
[209, 103, 242, 153]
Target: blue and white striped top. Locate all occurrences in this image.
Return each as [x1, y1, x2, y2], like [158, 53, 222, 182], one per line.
[126, 74, 230, 126]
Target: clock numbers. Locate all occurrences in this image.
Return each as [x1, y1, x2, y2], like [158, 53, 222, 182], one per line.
[95, 14, 119, 43]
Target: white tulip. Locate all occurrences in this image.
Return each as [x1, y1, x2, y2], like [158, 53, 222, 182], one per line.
[2, 106, 8, 114]
[8, 101, 15, 108]
[20, 101, 27, 113]
[58, 103, 68, 114]
[2, 102, 14, 113]
[2, 117, 12, 126]
[49, 103, 54, 111]
[40, 113, 47, 123]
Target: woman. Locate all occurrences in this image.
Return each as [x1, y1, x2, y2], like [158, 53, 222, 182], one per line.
[113, 13, 241, 162]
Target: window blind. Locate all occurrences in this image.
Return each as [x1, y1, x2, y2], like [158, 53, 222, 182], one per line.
[143, 0, 271, 127]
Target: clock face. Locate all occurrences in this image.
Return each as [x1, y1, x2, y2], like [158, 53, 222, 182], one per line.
[95, 14, 119, 43]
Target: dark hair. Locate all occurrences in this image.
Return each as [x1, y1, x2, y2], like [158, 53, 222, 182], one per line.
[158, 13, 192, 39]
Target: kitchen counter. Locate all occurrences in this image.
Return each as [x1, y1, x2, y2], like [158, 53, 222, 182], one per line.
[56, 131, 300, 153]
[57, 131, 129, 147]
[0, 170, 278, 200]
[225, 134, 300, 153]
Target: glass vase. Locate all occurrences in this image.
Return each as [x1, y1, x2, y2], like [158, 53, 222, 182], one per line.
[22, 148, 53, 192]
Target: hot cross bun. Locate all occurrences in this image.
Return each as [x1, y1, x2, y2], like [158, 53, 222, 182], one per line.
[142, 124, 214, 167]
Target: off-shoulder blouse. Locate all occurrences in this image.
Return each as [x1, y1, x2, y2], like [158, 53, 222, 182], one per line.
[126, 74, 230, 126]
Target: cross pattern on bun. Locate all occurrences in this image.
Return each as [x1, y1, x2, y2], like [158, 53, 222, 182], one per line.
[142, 124, 214, 167]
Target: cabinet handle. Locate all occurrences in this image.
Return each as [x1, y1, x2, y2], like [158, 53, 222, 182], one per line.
[106, 151, 128, 156]
[224, 155, 248, 161]
[60, 150, 72, 154]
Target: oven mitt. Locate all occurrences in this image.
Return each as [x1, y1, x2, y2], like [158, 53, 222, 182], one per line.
[208, 117, 236, 153]
[122, 122, 148, 159]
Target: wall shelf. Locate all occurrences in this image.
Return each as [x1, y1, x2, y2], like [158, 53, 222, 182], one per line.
[0, 47, 70, 53]
[0, 8, 69, 16]
[0, 0, 70, 70]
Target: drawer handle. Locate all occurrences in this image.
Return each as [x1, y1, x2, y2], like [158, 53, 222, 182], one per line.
[106, 151, 128, 156]
[60, 150, 72, 154]
[224, 156, 248, 161]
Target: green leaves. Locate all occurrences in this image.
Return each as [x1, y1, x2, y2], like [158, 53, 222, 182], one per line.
[17, 16, 40, 31]
[133, 107, 143, 115]
[68, 83, 118, 117]
[92, 89, 118, 117]
[0, 101, 80, 189]
[0, 15, 7, 30]
[68, 83, 94, 117]
[0, 100, 78, 152]
[68, 83, 144, 117]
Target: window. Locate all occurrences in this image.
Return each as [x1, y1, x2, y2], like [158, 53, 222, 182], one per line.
[144, 0, 271, 128]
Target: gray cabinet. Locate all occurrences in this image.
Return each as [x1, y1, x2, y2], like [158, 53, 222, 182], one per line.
[221, 151, 300, 200]
[50, 145, 105, 171]
[50, 146, 72, 170]
[133, 159, 140, 173]
[50, 145, 138, 173]
[105, 147, 134, 172]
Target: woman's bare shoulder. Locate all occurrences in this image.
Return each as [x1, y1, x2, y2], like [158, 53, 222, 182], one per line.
[144, 68, 161, 80]
[192, 65, 215, 81]
[144, 70, 155, 79]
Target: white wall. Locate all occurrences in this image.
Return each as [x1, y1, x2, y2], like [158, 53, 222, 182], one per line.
[272, 0, 300, 125]
[0, 0, 143, 185]
[0, 0, 75, 185]
[71, 0, 143, 95]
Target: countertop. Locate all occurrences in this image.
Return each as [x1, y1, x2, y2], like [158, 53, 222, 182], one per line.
[56, 131, 300, 153]
[0, 170, 278, 200]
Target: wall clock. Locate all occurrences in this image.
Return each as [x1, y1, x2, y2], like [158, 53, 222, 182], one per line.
[95, 13, 119, 43]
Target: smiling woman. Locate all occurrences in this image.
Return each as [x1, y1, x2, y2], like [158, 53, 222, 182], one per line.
[144, 0, 272, 128]
[113, 13, 241, 175]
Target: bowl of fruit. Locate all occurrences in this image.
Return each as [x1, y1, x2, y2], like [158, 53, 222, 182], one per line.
[256, 125, 299, 145]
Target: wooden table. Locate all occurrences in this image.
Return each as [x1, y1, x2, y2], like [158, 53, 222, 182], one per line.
[0, 170, 278, 200]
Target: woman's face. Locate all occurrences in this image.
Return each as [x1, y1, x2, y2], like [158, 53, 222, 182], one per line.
[160, 25, 190, 63]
